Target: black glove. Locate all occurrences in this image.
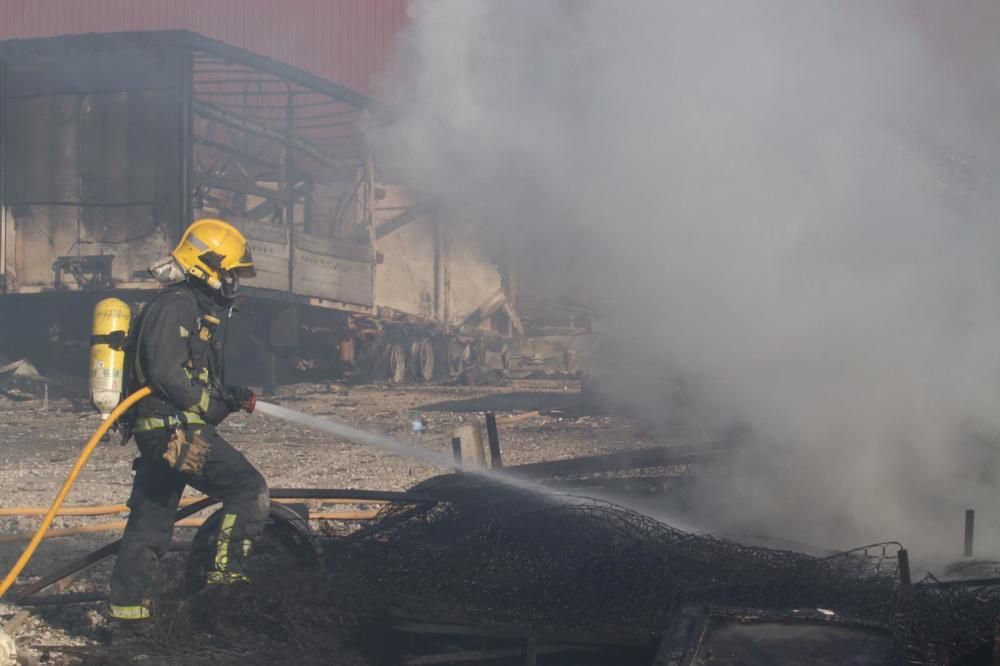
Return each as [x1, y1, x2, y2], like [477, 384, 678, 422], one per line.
[224, 386, 256, 413]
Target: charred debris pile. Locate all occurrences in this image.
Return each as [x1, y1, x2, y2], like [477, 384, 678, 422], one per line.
[116, 476, 996, 665]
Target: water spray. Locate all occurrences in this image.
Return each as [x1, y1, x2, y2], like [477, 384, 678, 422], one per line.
[255, 401, 568, 499]
[255, 401, 701, 533]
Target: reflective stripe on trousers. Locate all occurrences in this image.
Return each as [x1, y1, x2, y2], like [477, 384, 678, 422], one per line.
[108, 604, 151, 620]
[213, 513, 238, 573]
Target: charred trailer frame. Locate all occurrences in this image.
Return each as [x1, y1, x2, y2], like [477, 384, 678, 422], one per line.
[0, 30, 518, 385]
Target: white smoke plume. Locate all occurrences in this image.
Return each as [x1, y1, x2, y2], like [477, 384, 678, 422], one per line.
[375, 0, 1000, 563]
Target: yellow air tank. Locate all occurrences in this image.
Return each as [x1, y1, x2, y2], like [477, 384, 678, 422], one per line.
[89, 298, 132, 419]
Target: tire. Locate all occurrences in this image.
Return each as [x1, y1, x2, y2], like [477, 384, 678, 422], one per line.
[183, 502, 319, 594]
[384, 343, 406, 384]
[410, 338, 435, 382]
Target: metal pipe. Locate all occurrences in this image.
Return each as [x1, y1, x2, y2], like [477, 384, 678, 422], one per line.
[10, 496, 216, 601]
[0, 518, 206, 543]
[0, 495, 395, 517]
[0, 510, 382, 543]
[7, 488, 431, 601]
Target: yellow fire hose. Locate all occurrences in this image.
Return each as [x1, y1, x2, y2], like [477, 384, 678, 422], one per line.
[0, 387, 152, 599]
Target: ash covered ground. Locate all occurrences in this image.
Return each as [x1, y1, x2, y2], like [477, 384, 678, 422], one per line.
[0, 378, 657, 663]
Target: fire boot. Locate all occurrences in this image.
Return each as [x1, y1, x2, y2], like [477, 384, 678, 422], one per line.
[206, 514, 253, 585]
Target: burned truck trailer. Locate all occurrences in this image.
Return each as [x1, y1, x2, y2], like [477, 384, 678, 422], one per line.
[0, 30, 518, 384]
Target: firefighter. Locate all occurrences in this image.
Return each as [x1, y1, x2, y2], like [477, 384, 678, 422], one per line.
[108, 219, 268, 629]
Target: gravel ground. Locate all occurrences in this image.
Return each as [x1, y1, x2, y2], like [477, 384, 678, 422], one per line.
[0, 378, 654, 663]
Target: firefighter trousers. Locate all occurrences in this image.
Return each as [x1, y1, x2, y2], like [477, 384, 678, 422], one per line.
[109, 425, 269, 618]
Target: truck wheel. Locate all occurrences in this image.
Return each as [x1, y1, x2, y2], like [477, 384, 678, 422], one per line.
[410, 338, 435, 382]
[385, 343, 407, 383]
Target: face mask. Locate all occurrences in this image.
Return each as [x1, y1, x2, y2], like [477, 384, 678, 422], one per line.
[219, 271, 241, 304]
[148, 257, 186, 284]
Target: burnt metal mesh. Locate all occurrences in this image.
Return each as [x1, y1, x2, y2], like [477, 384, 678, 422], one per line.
[106, 475, 998, 665]
[355, 476, 902, 633]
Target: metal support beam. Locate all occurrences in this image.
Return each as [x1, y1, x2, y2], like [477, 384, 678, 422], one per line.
[364, 109, 376, 295]
[193, 173, 291, 204]
[245, 181, 310, 220]
[284, 85, 296, 292]
[0, 59, 6, 293]
[187, 31, 374, 111]
[195, 136, 289, 173]
[376, 204, 430, 239]
[179, 48, 194, 238]
[193, 99, 346, 170]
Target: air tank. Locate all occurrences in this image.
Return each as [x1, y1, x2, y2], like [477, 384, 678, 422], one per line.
[89, 298, 132, 419]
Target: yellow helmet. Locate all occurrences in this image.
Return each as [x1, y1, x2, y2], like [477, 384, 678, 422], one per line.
[171, 219, 255, 290]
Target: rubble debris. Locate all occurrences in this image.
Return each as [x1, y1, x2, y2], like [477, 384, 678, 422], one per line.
[0, 361, 47, 401]
[0, 632, 13, 666]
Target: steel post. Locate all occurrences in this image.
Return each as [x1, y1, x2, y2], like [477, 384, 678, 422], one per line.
[965, 509, 975, 558]
[898, 548, 911, 587]
[485, 412, 503, 468]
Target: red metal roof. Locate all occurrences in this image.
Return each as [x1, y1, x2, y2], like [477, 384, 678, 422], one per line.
[0, 0, 407, 95]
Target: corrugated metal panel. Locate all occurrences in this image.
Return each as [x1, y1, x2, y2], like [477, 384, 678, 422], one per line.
[0, 0, 407, 95]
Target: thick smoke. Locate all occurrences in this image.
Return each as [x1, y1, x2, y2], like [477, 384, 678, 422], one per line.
[376, 1, 1000, 561]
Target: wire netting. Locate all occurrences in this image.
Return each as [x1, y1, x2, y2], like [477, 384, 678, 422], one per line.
[104, 474, 999, 665]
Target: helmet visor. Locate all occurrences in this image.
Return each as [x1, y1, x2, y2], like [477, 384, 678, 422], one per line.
[231, 247, 256, 278]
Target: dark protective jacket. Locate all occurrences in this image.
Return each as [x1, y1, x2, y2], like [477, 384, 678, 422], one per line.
[128, 281, 234, 430]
